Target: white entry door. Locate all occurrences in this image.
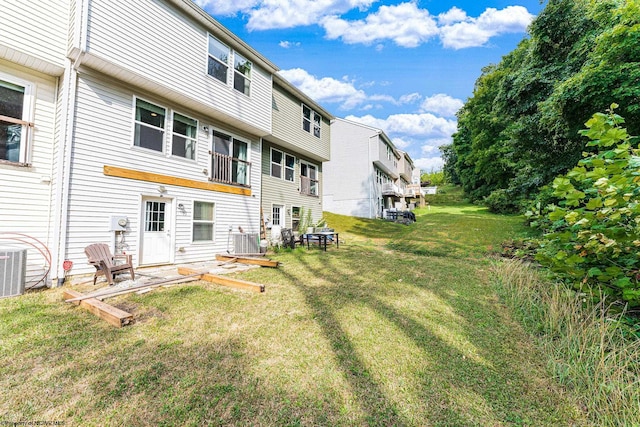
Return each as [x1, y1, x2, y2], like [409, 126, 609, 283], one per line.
[141, 198, 172, 265]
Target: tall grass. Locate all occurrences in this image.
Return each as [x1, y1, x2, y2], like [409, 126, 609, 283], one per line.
[491, 259, 640, 427]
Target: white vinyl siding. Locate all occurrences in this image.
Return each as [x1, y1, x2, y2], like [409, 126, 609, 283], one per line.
[0, 0, 68, 71]
[0, 63, 59, 281]
[86, 0, 272, 135]
[322, 119, 379, 218]
[63, 74, 261, 275]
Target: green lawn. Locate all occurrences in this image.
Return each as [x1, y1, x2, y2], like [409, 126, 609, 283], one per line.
[0, 205, 587, 426]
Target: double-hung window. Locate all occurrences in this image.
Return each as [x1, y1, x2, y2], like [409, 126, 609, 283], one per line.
[208, 35, 252, 96]
[270, 148, 282, 178]
[302, 104, 321, 138]
[208, 36, 229, 84]
[233, 52, 252, 96]
[270, 148, 294, 182]
[172, 112, 197, 160]
[284, 154, 295, 182]
[193, 201, 215, 242]
[211, 131, 250, 186]
[134, 99, 166, 152]
[0, 77, 33, 164]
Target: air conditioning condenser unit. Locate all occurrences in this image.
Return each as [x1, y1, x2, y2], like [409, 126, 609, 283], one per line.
[0, 248, 27, 298]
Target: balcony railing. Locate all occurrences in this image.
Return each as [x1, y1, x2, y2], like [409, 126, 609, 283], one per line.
[211, 152, 251, 186]
[381, 182, 401, 196]
[300, 175, 319, 196]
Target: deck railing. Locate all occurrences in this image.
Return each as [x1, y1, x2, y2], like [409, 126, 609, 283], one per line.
[300, 175, 319, 196]
[211, 152, 251, 186]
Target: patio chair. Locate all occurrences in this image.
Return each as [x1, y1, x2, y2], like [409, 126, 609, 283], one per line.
[84, 243, 135, 286]
[280, 228, 297, 249]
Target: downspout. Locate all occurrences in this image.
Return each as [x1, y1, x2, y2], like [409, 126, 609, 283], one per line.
[368, 131, 380, 219]
[51, 0, 88, 286]
[369, 135, 372, 219]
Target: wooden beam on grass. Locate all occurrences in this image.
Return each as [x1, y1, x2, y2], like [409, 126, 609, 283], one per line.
[63, 290, 133, 328]
[178, 267, 265, 293]
[215, 254, 279, 268]
[64, 274, 204, 303]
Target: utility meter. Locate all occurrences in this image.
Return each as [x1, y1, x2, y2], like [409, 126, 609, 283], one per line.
[110, 216, 128, 231]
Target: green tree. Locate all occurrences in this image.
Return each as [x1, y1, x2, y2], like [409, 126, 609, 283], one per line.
[447, 0, 640, 211]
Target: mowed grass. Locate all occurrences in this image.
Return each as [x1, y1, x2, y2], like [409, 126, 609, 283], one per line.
[0, 205, 587, 426]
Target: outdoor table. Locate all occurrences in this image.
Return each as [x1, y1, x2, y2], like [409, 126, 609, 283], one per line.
[304, 232, 339, 251]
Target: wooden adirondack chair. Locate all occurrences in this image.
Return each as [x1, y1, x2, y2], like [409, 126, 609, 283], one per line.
[84, 243, 135, 286]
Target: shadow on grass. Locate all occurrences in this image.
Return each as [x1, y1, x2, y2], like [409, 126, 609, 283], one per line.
[270, 244, 582, 426]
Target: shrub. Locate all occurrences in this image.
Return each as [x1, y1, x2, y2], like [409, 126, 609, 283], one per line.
[483, 188, 520, 213]
[531, 105, 640, 307]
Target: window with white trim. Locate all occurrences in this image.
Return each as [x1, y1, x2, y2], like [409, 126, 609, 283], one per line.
[272, 204, 284, 226]
[207, 35, 229, 84]
[171, 112, 197, 160]
[270, 148, 282, 178]
[193, 201, 215, 242]
[270, 148, 295, 182]
[233, 52, 252, 96]
[134, 98, 166, 152]
[0, 77, 33, 164]
[284, 153, 295, 182]
[302, 104, 321, 138]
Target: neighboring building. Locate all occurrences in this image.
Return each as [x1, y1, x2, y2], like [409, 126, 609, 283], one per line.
[323, 118, 415, 219]
[2, 0, 332, 284]
[405, 156, 425, 208]
[261, 75, 332, 239]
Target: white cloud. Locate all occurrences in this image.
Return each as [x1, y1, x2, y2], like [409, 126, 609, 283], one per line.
[246, 0, 377, 31]
[279, 41, 301, 48]
[399, 92, 421, 104]
[279, 68, 423, 111]
[413, 157, 445, 172]
[391, 137, 412, 149]
[278, 68, 368, 109]
[420, 94, 464, 117]
[321, 2, 439, 47]
[194, 0, 259, 16]
[345, 113, 457, 138]
[437, 7, 467, 25]
[198, 2, 534, 50]
[440, 6, 534, 49]
[421, 143, 446, 155]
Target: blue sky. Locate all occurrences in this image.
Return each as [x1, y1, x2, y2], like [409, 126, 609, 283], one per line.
[195, 0, 546, 171]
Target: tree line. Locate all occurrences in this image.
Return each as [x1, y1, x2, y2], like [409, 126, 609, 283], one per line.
[444, 0, 640, 212]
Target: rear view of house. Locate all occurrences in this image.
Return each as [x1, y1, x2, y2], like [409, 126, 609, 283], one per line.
[1, 0, 280, 283]
[324, 118, 415, 219]
[261, 75, 332, 240]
